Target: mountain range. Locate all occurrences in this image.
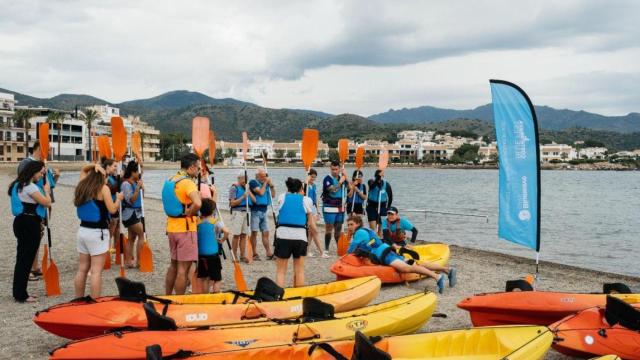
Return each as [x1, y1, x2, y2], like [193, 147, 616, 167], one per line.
[2, 87, 639, 143]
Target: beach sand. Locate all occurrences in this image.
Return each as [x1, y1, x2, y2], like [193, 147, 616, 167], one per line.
[0, 173, 637, 359]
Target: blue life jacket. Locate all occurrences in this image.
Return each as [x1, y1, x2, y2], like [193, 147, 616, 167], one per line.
[250, 179, 271, 207]
[347, 183, 366, 205]
[197, 218, 219, 255]
[36, 168, 56, 189]
[277, 193, 307, 228]
[322, 175, 343, 207]
[10, 183, 46, 219]
[122, 181, 142, 209]
[354, 227, 391, 263]
[77, 199, 109, 229]
[368, 180, 388, 203]
[306, 183, 318, 206]
[162, 175, 189, 217]
[107, 175, 118, 201]
[230, 184, 251, 211]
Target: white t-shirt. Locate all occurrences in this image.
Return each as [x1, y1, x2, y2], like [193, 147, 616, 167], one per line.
[18, 183, 40, 204]
[275, 193, 313, 241]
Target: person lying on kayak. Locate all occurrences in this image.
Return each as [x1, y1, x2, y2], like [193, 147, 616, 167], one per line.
[382, 207, 418, 248]
[346, 214, 456, 294]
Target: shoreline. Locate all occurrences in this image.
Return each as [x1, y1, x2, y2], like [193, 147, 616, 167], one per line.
[1, 174, 637, 359]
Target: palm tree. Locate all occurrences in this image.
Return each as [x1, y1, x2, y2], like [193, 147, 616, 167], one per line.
[81, 108, 99, 161]
[47, 111, 64, 161]
[13, 109, 36, 157]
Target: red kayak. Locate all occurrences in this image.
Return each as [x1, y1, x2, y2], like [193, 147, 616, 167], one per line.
[457, 280, 640, 326]
[550, 296, 640, 359]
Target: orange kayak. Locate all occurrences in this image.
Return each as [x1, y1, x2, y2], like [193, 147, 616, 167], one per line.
[330, 244, 450, 284]
[35, 276, 381, 339]
[457, 281, 640, 326]
[50, 292, 437, 360]
[550, 296, 640, 359]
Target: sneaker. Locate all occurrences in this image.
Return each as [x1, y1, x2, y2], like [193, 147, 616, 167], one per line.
[448, 267, 457, 288]
[436, 274, 446, 294]
[321, 251, 330, 258]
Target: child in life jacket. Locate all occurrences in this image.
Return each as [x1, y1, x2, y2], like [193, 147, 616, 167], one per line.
[196, 198, 229, 293]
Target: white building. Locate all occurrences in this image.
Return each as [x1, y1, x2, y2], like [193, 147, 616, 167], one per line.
[578, 147, 608, 160]
[129, 115, 161, 161]
[0, 93, 28, 161]
[397, 130, 434, 142]
[20, 107, 86, 161]
[540, 143, 576, 162]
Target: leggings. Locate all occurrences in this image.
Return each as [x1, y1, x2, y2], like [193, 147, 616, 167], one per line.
[13, 214, 42, 302]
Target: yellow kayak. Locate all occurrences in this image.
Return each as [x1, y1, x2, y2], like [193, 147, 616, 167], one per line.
[144, 325, 552, 359]
[589, 356, 622, 360]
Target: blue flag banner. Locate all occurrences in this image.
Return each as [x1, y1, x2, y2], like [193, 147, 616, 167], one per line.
[490, 80, 541, 252]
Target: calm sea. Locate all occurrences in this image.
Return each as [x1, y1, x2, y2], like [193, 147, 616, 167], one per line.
[59, 167, 640, 277]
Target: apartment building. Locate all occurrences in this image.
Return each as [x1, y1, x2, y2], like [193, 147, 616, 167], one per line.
[0, 93, 26, 162]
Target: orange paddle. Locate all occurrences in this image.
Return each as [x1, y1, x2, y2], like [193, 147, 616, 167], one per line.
[208, 130, 216, 167]
[216, 204, 247, 291]
[301, 129, 319, 171]
[355, 146, 365, 169]
[97, 136, 112, 159]
[242, 131, 253, 263]
[192, 117, 209, 158]
[336, 139, 350, 256]
[39, 123, 51, 273]
[111, 117, 127, 277]
[132, 132, 153, 273]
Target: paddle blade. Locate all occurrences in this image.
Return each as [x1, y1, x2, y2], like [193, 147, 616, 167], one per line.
[355, 146, 365, 169]
[192, 117, 210, 157]
[111, 117, 127, 161]
[338, 139, 349, 164]
[378, 150, 389, 170]
[242, 132, 249, 162]
[41, 244, 49, 273]
[337, 233, 349, 256]
[39, 123, 50, 160]
[234, 262, 248, 292]
[131, 131, 142, 159]
[208, 131, 216, 166]
[97, 136, 112, 159]
[44, 261, 61, 297]
[301, 129, 319, 169]
[139, 241, 153, 273]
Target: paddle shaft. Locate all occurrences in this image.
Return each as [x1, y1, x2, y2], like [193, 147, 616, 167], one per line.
[262, 159, 278, 227]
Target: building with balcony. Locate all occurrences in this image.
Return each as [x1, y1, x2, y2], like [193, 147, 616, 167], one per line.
[19, 107, 86, 161]
[539, 143, 577, 162]
[129, 115, 161, 161]
[0, 92, 26, 162]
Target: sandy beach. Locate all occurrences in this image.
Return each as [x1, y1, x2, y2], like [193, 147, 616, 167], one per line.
[0, 172, 637, 359]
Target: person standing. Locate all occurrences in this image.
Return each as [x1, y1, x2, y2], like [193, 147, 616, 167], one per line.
[120, 161, 145, 268]
[346, 170, 367, 216]
[8, 161, 51, 303]
[74, 164, 123, 298]
[17, 140, 59, 280]
[248, 167, 275, 260]
[366, 169, 393, 232]
[196, 199, 229, 293]
[162, 154, 201, 295]
[382, 207, 418, 247]
[274, 178, 315, 287]
[321, 161, 348, 257]
[228, 170, 255, 263]
[102, 158, 120, 257]
[304, 169, 323, 257]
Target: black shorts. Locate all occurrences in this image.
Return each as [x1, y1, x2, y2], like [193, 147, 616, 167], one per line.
[197, 254, 222, 281]
[347, 203, 364, 215]
[366, 204, 388, 222]
[274, 238, 307, 259]
[122, 211, 141, 227]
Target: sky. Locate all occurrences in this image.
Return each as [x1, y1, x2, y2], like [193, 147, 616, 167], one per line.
[1, 0, 639, 116]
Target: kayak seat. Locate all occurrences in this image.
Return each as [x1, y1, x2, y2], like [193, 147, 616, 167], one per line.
[603, 282, 632, 294]
[605, 295, 640, 331]
[302, 297, 335, 321]
[253, 277, 284, 302]
[505, 279, 533, 292]
[352, 331, 390, 360]
[116, 277, 147, 302]
[398, 247, 420, 260]
[145, 344, 162, 360]
[143, 303, 177, 331]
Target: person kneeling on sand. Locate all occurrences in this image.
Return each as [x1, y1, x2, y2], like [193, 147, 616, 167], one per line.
[346, 214, 456, 294]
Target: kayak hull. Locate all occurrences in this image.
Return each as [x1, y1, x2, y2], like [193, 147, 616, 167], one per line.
[49, 292, 437, 360]
[35, 276, 381, 339]
[550, 305, 640, 359]
[457, 291, 640, 326]
[330, 244, 450, 284]
[119, 325, 552, 360]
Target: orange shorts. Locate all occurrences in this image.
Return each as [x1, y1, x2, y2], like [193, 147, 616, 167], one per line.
[168, 231, 198, 261]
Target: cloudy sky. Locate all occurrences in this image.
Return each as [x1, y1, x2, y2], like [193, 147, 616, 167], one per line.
[1, 0, 639, 116]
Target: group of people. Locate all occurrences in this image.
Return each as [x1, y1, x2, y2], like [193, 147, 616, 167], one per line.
[9, 150, 456, 303]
